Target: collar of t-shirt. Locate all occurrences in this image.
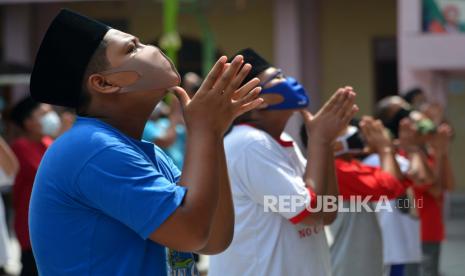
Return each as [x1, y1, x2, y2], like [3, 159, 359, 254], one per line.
[76, 116, 157, 159]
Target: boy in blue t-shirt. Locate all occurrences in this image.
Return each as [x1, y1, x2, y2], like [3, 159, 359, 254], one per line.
[28, 9, 263, 276]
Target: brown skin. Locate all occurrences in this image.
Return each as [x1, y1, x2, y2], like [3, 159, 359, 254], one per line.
[84, 29, 263, 253]
[385, 102, 437, 194]
[360, 117, 404, 180]
[397, 118, 434, 186]
[427, 123, 454, 198]
[397, 110, 449, 198]
[302, 87, 358, 225]
[0, 136, 19, 177]
[57, 111, 76, 136]
[250, 67, 358, 225]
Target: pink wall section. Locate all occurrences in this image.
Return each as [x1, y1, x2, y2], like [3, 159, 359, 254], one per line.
[398, 0, 465, 104]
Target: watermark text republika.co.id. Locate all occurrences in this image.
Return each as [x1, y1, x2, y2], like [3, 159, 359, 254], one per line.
[263, 195, 423, 213]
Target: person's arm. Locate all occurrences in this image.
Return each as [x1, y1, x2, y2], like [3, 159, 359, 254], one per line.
[196, 140, 234, 254]
[300, 87, 358, 225]
[398, 118, 435, 185]
[360, 117, 404, 180]
[425, 123, 452, 199]
[149, 56, 263, 252]
[195, 61, 257, 254]
[439, 123, 455, 191]
[322, 149, 338, 225]
[0, 137, 19, 177]
[443, 154, 455, 191]
[406, 149, 434, 185]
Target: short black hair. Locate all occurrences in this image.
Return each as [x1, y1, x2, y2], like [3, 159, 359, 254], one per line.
[375, 96, 411, 138]
[375, 96, 400, 123]
[78, 39, 109, 116]
[403, 87, 424, 104]
[10, 97, 40, 128]
[233, 48, 272, 86]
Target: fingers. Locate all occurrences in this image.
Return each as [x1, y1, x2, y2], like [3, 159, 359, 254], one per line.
[399, 118, 411, 129]
[335, 87, 353, 113]
[299, 109, 314, 123]
[360, 117, 376, 138]
[236, 97, 265, 117]
[233, 86, 263, 116]
[224, 63, 252, 96]
[232, 77, 260, 100]
[170, 86, 191, 109]
[359, 119, 372, 140]
[234, 86, 262, 107]
[339, 92, 356, 122]
[322, 88, 344, 113]
[323, 86, 354, 115]
[343, 105, 359, 125]
[212, 55, 244, 93]
[198, 56, 228, 92]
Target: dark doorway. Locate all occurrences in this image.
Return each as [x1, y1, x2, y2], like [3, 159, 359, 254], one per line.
[373, 37, 398, 103]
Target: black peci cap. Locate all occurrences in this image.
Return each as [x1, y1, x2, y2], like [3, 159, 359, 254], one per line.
[233, 48, 272, 85]
[30, 9, 110, 108]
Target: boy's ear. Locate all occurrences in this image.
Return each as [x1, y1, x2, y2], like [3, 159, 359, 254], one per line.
[87, 73, 121, 94]
[87, 71, 140, 94]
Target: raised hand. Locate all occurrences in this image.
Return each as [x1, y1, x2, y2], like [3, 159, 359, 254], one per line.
[359, 116, 392, 153]
[171, 56, 263, 136]
[301, 86, 358, 144]
[430, 123, 453, 156]
[398, 118, 421, 151]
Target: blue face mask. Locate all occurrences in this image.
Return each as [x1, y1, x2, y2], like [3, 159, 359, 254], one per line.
[260, 72, 310, 110]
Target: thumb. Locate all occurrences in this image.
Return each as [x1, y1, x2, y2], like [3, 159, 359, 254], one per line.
[169, 86, 191, 109]
[299, 109, 314, 122]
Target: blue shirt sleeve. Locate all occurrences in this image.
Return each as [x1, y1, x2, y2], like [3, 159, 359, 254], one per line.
[154, 146, 181, 183]
[76, 144, 186, 239]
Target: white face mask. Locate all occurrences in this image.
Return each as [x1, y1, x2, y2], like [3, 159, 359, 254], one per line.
[334, 126, 365, 156]
[40, 111, 61, 136]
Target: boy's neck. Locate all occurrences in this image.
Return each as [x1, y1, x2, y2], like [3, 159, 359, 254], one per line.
[88, 93, 162, 140]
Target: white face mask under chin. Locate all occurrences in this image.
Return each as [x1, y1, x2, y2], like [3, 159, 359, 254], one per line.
[334, 126, 362, 156]
[40, 111, 61, 136]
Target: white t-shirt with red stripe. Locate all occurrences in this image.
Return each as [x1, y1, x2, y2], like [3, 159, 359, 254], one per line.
[209, 125, 331, 276]
[363, 154, 422, 265]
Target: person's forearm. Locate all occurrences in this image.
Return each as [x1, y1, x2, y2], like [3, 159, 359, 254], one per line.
[305, 135, 336, 221]
[176, 130, 220, 241]
[0, 138, 19, 176]
[323, 149, 338, 225]
[407, 148, 435, 185]
[196, 140, 234, 254]
[305, 137, 331, 195]
[443, 154, 455, 191]
[378, 146, 404, 180]
[429, 151, 447, 198]
[325, 150, 338, 196]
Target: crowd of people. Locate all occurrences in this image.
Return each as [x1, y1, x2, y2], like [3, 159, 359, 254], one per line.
[0, 8, 456, 276]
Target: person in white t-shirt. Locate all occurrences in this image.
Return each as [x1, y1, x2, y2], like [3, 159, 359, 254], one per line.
[364, 117, 435, 276]
[208, 48, 358, 276]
